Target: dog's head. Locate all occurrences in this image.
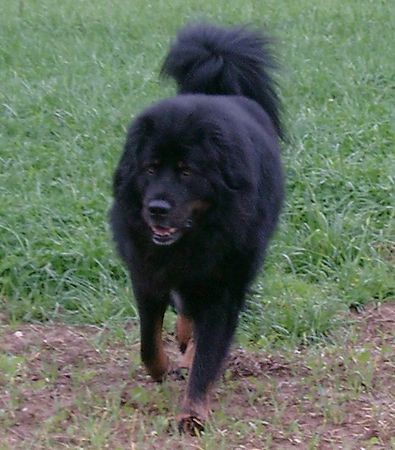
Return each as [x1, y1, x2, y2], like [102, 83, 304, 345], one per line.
[114, 97, 253, 246]
[138, 146, 212, 245]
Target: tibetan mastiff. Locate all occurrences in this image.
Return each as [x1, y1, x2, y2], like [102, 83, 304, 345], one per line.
[110, 24, 284, 433]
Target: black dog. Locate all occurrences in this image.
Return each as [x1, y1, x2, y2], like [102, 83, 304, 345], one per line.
[110, 24, 284, 433]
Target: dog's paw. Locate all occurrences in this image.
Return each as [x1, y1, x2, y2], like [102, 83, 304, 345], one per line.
[168, 366, 187, 381]
[177, 414, 205, 435]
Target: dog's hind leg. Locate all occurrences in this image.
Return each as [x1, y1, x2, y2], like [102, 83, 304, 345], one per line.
[176, 314, 195, 372]
[176, 314, 193, 354]
[172, 291, 195, 370]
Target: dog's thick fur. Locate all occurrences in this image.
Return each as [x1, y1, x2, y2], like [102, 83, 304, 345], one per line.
[110, 24, 284, 432]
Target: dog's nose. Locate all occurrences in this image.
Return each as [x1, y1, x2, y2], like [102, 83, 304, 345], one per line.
[148, 199, 171, 217]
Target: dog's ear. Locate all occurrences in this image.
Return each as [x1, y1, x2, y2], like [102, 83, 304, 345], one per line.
[113, 115, 154, 198]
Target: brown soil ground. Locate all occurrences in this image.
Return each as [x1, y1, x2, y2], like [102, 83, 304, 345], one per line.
[0, 303, 394, 449]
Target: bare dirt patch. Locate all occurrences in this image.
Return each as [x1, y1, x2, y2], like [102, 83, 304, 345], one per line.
[0, 303, 394, 449]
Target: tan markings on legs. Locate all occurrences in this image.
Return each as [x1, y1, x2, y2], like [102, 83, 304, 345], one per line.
[176, 314, 193, 353]
[145, 317, 168, 381]
[179, 339, 195, 370]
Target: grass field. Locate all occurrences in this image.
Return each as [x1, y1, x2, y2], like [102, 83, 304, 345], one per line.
[0, 0, 394, 448]
[1, 0, 394, 338]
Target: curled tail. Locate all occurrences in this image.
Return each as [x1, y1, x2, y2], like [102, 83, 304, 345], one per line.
[161, 23, 283, 137]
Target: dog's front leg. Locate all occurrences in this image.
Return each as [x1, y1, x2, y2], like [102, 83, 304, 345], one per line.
[177, 295, 239, 434]
[138, 299, 169, 382]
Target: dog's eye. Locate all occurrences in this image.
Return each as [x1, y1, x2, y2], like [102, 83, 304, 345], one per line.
[146, 163, 158, 175]
[177, 162, 191, 177]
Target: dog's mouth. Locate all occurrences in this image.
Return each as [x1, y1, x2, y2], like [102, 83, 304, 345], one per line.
[150, 225, 183, 246]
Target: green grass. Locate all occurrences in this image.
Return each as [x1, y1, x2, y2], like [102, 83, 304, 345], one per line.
[1, 0, 394, 344]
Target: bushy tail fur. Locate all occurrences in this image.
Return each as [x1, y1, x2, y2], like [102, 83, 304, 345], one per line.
[161, 23, 283, 137]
